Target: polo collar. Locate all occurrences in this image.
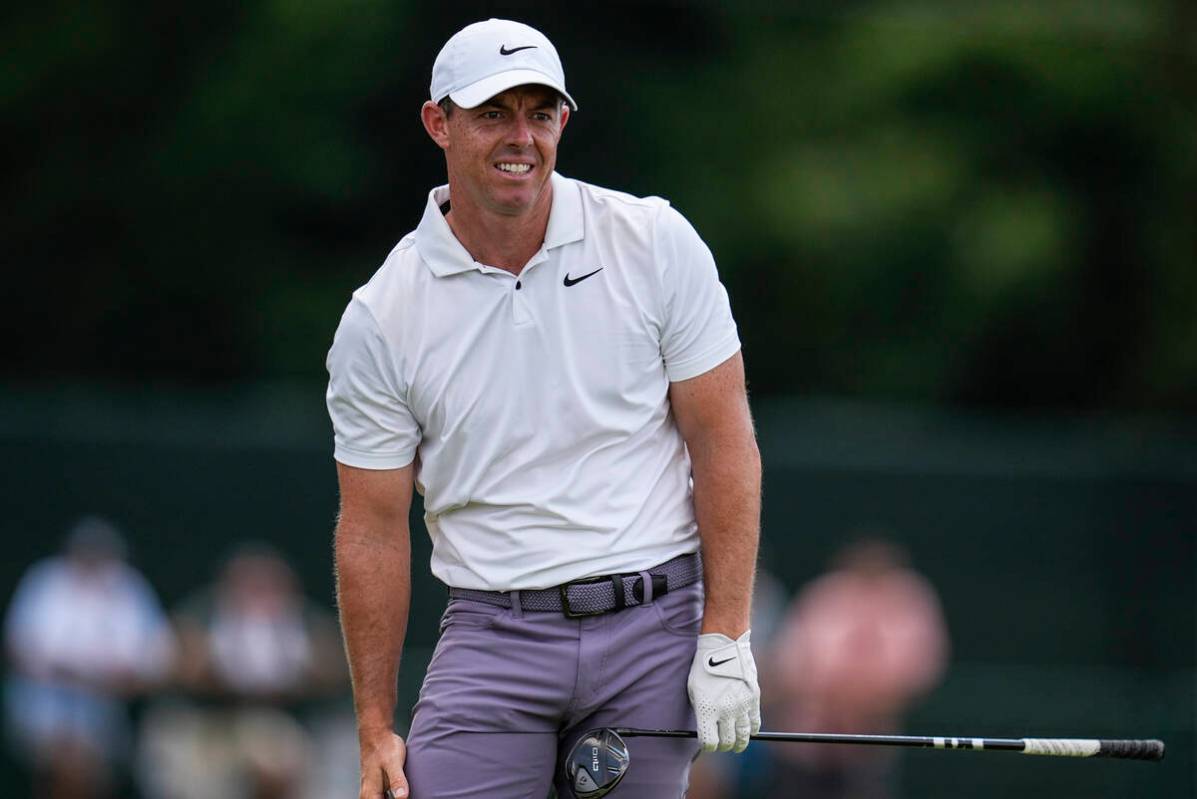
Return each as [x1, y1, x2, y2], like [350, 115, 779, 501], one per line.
[544, 171, 584, 250]
[415, 172, 584, 278]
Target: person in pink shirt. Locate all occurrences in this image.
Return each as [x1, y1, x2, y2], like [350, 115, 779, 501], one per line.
[767, 537, 949, 799]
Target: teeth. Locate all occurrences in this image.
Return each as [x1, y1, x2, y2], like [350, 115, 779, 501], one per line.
[497, 163, 531, 173]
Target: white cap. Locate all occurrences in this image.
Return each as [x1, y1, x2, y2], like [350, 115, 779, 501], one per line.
[430, 19, 577, 111]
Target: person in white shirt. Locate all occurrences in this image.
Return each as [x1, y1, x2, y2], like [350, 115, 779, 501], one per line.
[4, 516, 175, 799]
[326, 18, 761, 799]
[135, 544, 345, 799]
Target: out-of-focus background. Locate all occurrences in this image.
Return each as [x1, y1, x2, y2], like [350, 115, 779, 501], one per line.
[2, 2, 1193, 798]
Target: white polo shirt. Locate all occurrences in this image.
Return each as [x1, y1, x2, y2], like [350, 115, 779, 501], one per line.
[326, 173, 740, 590]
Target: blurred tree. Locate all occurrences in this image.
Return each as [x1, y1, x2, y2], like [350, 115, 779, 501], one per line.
[2, 0, 412, 381]
[630, 1, 1195, 411]
[2, 0, 1193, 412]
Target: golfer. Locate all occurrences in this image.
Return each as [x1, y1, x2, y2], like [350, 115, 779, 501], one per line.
[326, 18, 761, 798]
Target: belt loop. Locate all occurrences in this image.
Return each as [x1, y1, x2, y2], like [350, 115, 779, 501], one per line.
[638, 570, 654, 605]
[609, 575, 626, 611]
[509, 590, 523, 618]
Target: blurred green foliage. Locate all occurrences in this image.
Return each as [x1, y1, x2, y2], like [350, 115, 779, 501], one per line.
[2, 1, 1194, 411]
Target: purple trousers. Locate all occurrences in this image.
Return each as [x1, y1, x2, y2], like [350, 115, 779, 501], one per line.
[405, 581, 704, 798]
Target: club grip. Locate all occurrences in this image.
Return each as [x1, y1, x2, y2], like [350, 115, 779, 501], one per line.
[1097, 739, 1166, 761]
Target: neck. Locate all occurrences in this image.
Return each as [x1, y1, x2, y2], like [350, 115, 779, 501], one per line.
[443, 179, 554, 275]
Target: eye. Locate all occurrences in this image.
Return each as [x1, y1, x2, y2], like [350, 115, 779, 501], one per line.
[532, 112, 552, 122]
[481, 110, 502, 120]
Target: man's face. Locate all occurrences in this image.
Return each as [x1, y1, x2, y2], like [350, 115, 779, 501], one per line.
[428, 84, 568, 217]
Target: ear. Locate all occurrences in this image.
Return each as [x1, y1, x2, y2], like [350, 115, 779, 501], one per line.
[558, 104, 570, 136]
[421, 101, 451, 150]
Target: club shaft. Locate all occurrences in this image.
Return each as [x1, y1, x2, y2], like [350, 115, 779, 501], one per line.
[614, 729, 1165, 761]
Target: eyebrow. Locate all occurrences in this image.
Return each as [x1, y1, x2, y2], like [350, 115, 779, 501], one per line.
[480, 96, 560, 112]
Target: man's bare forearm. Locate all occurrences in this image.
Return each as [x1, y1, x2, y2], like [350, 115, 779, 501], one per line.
[335, 515, 411, 734]
[668, 354, 762, 638]
[689, 427, 761, 637]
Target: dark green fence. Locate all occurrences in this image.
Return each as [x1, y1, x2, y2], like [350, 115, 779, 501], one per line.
[1, 386, 1192, 797]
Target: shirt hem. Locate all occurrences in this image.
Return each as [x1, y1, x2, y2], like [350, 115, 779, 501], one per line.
[333, 446, 416, 470]
[433, 541, 702, 592]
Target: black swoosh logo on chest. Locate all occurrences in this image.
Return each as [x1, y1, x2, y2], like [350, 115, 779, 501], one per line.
[563, 267, 603, 287]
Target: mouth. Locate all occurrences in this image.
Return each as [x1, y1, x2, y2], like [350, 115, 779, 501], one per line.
[495, 161, 534, 177]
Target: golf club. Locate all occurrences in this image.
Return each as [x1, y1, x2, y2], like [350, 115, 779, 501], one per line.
[564, 727, 1165, 798]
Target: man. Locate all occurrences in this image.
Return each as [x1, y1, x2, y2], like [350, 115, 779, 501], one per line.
[137, 544, 346, 799]
[4, 517, 175, 799]
[326, 18, 761, 799]
[768, 537, 948, 799]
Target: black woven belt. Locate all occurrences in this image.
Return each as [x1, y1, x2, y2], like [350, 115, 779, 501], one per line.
[448, 552, 702, 618]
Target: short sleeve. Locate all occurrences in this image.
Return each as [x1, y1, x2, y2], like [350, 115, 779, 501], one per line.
[655, 205, 741, 381]
[325, 298, 420, 469]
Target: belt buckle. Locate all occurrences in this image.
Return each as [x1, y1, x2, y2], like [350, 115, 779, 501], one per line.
[559, 578, 607, 619]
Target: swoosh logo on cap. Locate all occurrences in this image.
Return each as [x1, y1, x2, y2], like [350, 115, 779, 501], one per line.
[499, 44, 537, 56]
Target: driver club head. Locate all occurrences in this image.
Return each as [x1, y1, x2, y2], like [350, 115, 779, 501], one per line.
[564, 728, 630, 798]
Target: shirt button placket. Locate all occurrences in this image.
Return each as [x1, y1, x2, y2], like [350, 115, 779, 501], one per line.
[512, 277, 532, 326]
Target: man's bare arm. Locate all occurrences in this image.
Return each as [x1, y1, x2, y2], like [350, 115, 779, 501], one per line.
[669, 351, 762, 637]
[335, 461, 414, 799]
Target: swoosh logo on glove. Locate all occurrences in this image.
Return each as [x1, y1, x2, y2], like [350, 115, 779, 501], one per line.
[708, 655, 736, 668]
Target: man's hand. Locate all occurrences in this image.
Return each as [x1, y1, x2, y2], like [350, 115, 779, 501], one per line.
[358, 728, 408, 799]
[687, 630, 761, 752]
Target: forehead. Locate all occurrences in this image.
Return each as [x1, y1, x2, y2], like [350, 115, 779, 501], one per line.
[481, 84, 562, 108]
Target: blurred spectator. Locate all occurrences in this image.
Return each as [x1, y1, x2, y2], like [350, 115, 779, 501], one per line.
[137, 543, 345, 799]
[765, 536, 949, 799]
[3, 516, 175, 799]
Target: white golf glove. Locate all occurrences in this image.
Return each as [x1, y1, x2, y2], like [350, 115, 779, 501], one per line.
[687, 630, 761, 753]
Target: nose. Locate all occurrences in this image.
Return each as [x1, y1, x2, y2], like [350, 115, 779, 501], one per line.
[506, 115, 534, 148]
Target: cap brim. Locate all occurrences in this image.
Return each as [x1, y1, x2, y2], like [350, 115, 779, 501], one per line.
[448, 69, 578, 111]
